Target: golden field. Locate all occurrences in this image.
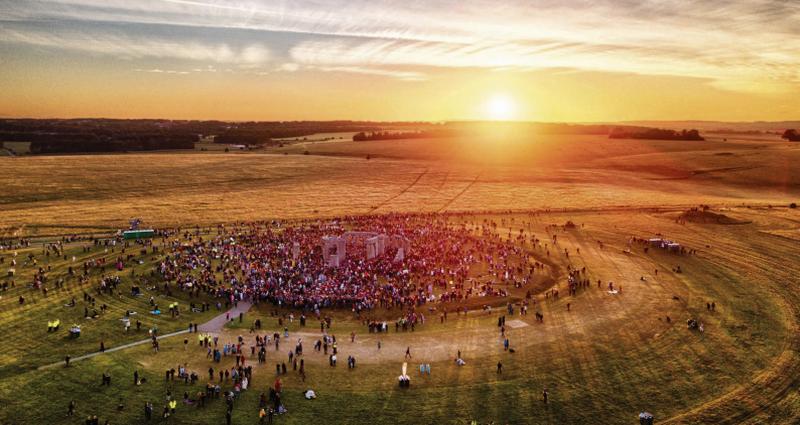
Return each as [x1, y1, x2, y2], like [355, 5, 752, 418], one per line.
[1, 134, 797, 236]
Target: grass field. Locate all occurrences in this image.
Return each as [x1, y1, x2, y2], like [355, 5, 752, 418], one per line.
[0, 134, 797, 236]
[1, 135, 799, 424]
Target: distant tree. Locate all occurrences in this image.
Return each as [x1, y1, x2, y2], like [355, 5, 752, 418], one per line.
[781, 129, 800, 141]
[684, 129, 703, 140]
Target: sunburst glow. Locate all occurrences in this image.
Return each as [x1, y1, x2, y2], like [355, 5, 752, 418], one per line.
[484, 94, 517, 121]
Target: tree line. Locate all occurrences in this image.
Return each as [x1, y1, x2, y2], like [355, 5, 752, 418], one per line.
[352, 129, 457, 141]
[0, 119, 409, 152]
[27, 133, 198, 154]
[609, 128, 704, 141]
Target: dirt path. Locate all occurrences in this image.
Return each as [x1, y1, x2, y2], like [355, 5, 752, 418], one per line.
[37, 329, 189, 370]
[37, 301, 252, 370]
[198, 301, 252, 333]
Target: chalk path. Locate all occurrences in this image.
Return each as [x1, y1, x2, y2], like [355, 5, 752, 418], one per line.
[38, 301, 252, 370]
[198, 301, 252, 333]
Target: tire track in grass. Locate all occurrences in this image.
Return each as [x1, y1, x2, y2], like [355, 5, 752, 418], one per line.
[659, 231, 800, 424]
[368, 168, 429, 213]
[437, 171, 482, 213]
[437, 170, 450, 190]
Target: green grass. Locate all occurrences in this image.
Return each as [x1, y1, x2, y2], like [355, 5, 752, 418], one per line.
[0, 241, 220, 375]
[1, 210, 799, 424]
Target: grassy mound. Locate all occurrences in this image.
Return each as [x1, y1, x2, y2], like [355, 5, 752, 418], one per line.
[678, 208, 748, 224]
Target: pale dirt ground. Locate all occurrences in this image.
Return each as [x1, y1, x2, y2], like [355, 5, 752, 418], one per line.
[196, 213, 730, 367]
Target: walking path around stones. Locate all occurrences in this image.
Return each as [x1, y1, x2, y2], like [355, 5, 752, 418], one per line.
[38, 301, 252, 370]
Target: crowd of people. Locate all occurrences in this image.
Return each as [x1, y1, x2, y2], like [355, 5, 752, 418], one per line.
[7, 211, 685, 424]
[154, 214, 547, 318]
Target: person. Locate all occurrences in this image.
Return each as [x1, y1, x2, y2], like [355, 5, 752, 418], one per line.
[65, 355, 71, 367]
[405, 347, 411, 359]
[134, 370, 139, 385]
[299, 359, 306, 382]
[497, 362, 503, 373]
[67, 400, 76, 416]
[542, 388, 549, 404]
[144, 402, 153, 421]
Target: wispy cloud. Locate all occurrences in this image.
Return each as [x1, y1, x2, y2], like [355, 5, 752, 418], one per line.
[314, 66, 426, 81]
[1, 0, 799, 88]
[0, 24, 271, 65]
[133, 68, 189, 74]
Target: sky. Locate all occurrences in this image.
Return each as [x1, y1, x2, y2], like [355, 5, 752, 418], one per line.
[0, 0, 798, 122]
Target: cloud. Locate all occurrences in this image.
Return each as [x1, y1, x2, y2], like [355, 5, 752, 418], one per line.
[262, 62, 424, 81]
[0, 25, 271, 65]
[314, 66, 426, 81]
[276, 62, 300, 72]
[286, 38, 740, 85]
[133, 68, 189, 74]
[1, 0, 799, 88]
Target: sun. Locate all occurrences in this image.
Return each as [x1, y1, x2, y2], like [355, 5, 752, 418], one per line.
[484, 93, 517, 121]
